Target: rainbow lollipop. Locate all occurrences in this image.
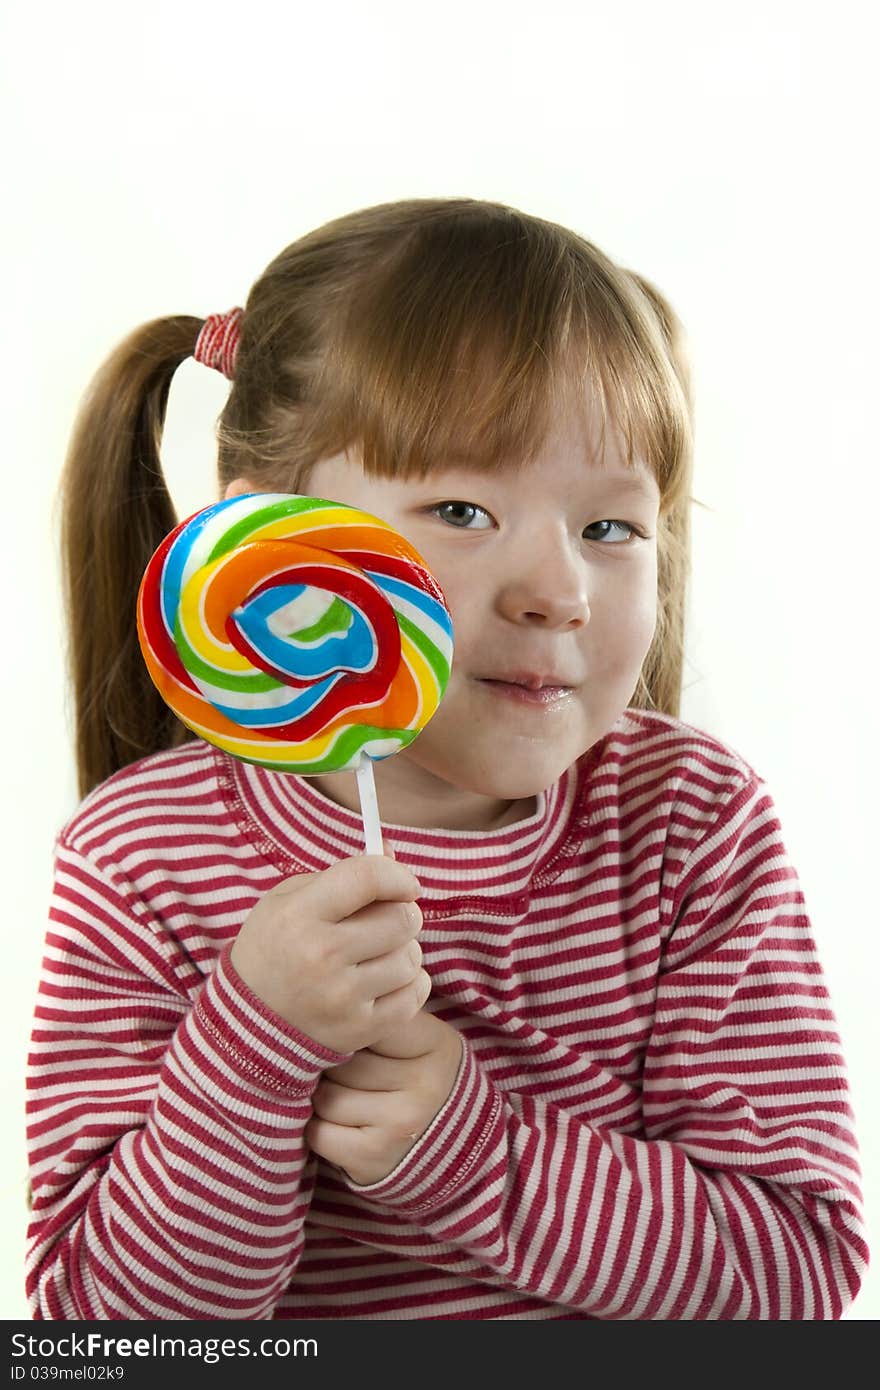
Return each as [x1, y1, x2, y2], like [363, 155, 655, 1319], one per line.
[136, 493, 454, 852]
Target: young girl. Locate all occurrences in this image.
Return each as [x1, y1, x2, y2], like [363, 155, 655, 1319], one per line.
[27, 198, 867, 1320]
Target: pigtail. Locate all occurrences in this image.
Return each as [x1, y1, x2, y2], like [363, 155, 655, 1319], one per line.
[58, 316, 203, 798]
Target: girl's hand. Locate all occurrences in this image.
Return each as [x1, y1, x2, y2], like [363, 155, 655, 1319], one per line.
[229, 855, 430, 1055]
[306, 1011, 463, 1185]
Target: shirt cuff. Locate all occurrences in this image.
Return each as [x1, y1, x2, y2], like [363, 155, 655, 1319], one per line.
[343, 1036, 505, 1213]
[191, 942, 353, 1097]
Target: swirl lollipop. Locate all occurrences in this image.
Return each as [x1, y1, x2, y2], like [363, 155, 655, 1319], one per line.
[136, 493, 454, 852]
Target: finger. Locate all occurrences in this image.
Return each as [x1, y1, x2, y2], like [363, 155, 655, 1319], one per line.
[306, 856, 422, 923]
[368, 969, 433, 1031]
[305, 1116, 377, 1176]
[312, 1078, 391, 1127]
[326, 1051, 415, 1091]
[370, 1007, 442, 1058]
[339, 900, 422, 965]
[354, 939, 424, 999]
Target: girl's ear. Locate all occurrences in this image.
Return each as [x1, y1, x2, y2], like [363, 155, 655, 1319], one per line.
[223, 477, 259, 500]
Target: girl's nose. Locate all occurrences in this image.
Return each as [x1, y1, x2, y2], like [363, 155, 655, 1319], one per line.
[496, 539, 590, 630]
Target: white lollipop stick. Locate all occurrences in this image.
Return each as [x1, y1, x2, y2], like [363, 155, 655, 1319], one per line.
[355, 756, 384, 856]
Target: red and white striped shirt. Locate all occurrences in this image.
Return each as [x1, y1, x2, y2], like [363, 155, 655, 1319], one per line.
[26, 709, 867, 1319]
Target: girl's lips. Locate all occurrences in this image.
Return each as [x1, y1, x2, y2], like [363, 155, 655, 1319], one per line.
[477, 678, 576, 707]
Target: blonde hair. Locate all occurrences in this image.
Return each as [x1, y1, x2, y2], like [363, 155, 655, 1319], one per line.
[59, 197, 694, 799]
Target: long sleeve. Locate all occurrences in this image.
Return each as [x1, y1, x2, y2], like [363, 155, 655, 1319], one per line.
[25, 838, 349, 1320]
[339, 779, 868, 1319]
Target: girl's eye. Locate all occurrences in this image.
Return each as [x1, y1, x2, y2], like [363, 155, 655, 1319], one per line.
[583, 520, 641, 544]
[431, 501, 494, 530]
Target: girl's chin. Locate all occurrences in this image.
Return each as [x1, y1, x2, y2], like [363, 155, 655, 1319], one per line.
[459, 769, 571, 801]
[402, 746, 581, 803]
[390, 695, 600, 801]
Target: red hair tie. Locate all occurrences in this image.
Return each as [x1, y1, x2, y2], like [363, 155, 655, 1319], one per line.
[193, 307, 244, 379]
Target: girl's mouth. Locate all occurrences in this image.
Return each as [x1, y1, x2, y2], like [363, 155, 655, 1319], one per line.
[477, 678, 576, 707]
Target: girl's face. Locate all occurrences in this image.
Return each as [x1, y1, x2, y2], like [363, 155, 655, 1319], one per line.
[226, 403, 658, 822]
[226, 402, 661, 828]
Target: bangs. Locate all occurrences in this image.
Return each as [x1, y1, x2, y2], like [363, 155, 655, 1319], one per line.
[303, 208, 692, 511]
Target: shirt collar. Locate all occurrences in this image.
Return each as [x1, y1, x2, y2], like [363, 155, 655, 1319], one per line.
[219, 749, 597, 903]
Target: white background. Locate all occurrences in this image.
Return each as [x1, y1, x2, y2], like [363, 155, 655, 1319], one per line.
[2, 0, 877, 1320]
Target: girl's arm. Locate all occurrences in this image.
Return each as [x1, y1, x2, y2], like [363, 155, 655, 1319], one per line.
[335, 782, 868, 1319]
[25, 839, 348, 1321]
